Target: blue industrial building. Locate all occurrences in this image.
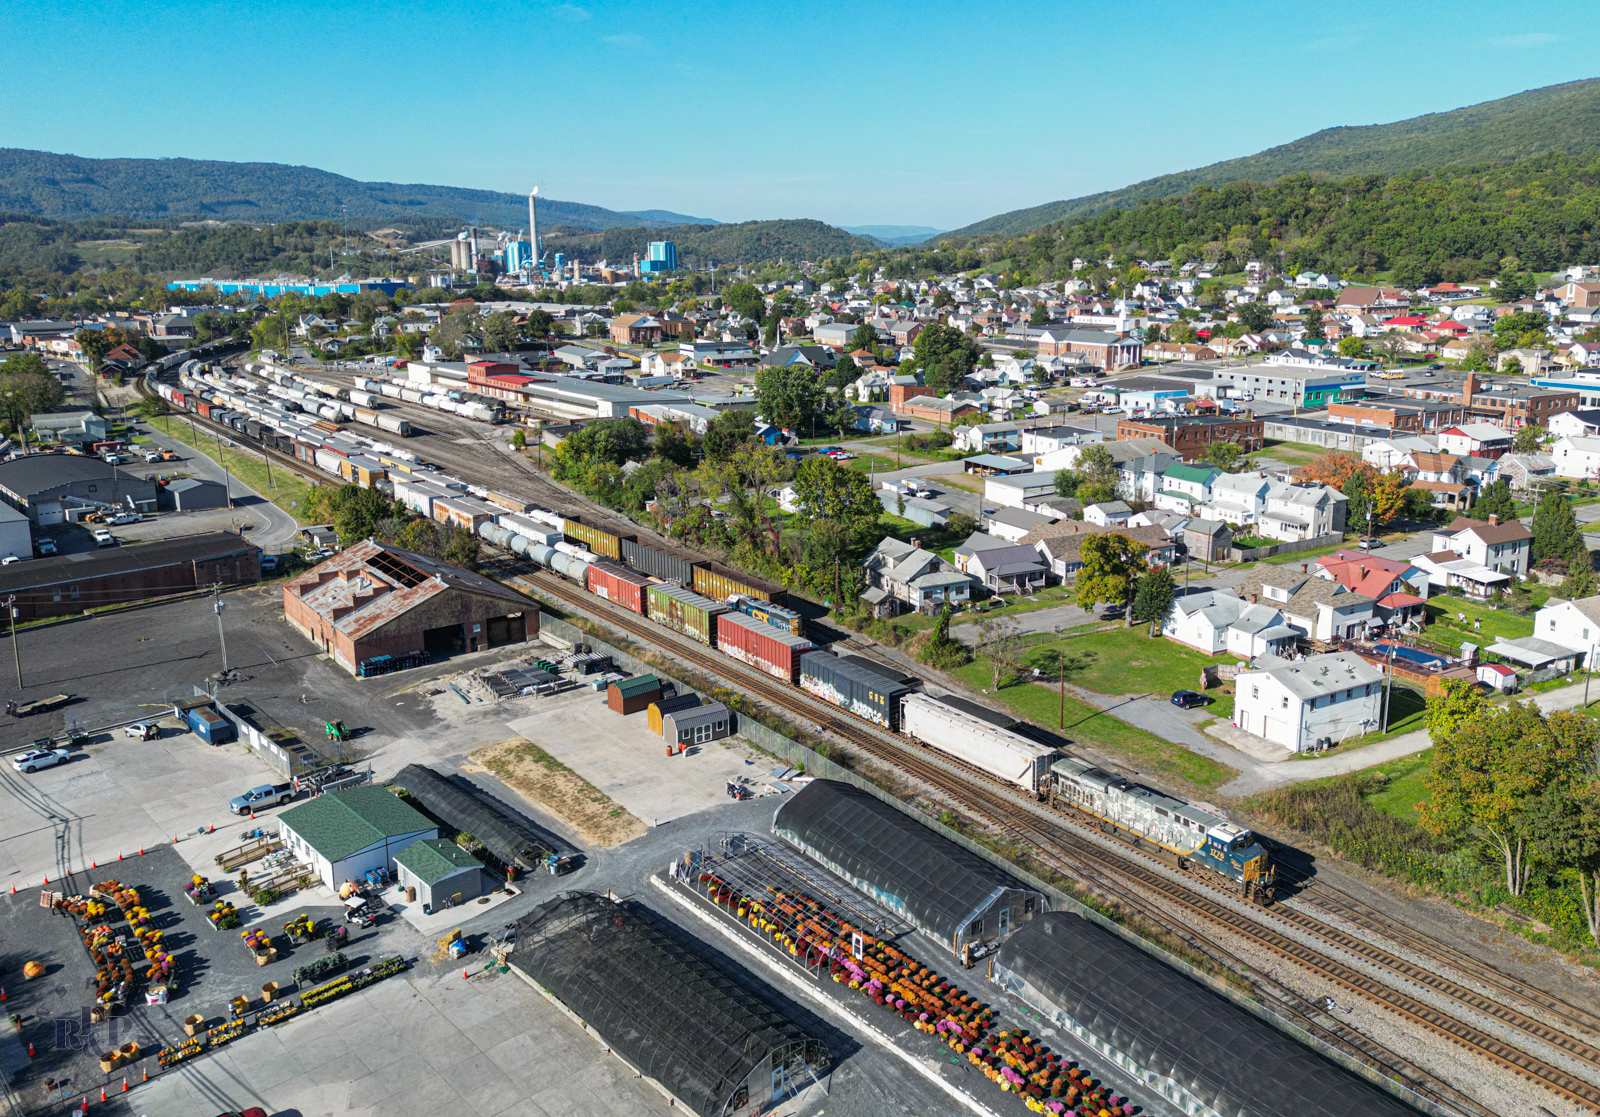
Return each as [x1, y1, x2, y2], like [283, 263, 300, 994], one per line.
[501, 242, 534, 272]
[639, 241, 678, 274]
[168, 278, 411, 298]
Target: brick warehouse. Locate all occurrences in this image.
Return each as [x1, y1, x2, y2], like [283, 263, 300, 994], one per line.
[1115, 413, 1264, 456]
[0, 532, 259, 619]
[282, 539, 538, 675]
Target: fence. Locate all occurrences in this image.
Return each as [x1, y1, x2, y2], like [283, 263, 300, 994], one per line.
[1228, 532, 1342, 563]
[193, 685, 316, 778]
[525, 612, 1441, 1115]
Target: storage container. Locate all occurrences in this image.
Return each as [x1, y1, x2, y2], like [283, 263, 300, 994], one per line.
[608, 674, 662, 715]
[648, 693, 702, 736]
[716, 611, 813, 683]
[562, 514, 635, 560]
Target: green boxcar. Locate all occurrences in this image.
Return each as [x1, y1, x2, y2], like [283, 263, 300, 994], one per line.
[646, 583, 729, 645]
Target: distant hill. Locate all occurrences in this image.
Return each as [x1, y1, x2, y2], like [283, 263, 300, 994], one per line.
[842, 225, 946, 247]
[945, 77, 1600, 239]
[0, 148, 718, 231]
[542, 219, 876, 266]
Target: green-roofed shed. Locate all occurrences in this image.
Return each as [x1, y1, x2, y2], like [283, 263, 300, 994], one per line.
[394, 837, 487, 909]
[608, 673, 662, 715]
[278, 786, 437, 889]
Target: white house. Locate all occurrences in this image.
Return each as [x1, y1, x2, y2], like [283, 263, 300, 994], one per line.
[1362, 436, 1438, 471]
[1232, 652, 1385, 753]
[1162, 590, 1298, 658]
[1430, 515, 1532, 577]
[1259, 483, 1346, 542]
[1533, 595, 1600, 663]
[1552, 434, 1600, 480]
[1201, 472, 1272, 527]
[1241, 566, 1376, 642]
[1548, 409, 1600, 440]
[1082, 501, 1132, 526]
[1153, 463, 1220, 514]
[1438, 422, 1512, 458]
[277, 787, 437, 890]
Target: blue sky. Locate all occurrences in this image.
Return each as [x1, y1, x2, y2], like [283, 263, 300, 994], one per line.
[4, 1, 1599, 228]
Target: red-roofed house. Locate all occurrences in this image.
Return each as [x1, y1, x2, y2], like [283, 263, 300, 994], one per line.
[1314, 549, 1428, 625]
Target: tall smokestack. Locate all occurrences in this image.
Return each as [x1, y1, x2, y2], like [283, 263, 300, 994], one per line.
[528, 188, 539, 276]
[469, 226, 479, 268]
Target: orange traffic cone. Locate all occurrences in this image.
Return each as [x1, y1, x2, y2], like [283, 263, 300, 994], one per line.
[42, 875, 48, 885]
[121, 1078, 127, 1093]
[90, 861, 95, 869]
[2, 987, 7, 1000]
[250, 809, 255, 821]
[81, 1095, 87, 1113]
[99, 1087, 106, 1103]
[117, 852, 123, 861]
[208, 824, 214, 834]
[26, 1041, 33, 1057]
[461, 967, 468, 980]
[141, 1067, 148, 1083]
[138, 848, 144, 856]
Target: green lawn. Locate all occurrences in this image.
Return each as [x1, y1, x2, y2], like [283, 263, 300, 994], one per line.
[1424, 595, 1534, 643]
[153, 415, 319, 524]
[1363, 749, 1434, 822]
[950, 659, 1237, 789]
[1004, 628, 1241, 717]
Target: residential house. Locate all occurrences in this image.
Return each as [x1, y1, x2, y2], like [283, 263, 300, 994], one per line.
[1023, 521, 1176, 582]
[1431, 515, 1532, 577]
[961, 541, 1050, 594]
[860, 537, 974, 616]
[1533, 595, 1600, 663]
[1259, 483, 1346, 542]
[1496, 452, 1557, 491]
[1020, 424, 1104, 455]
[1082, 501, 1132, 527]
[1313, 550, 1428, 626]
[1033, 438, 1180, 499]
[1438, 422, 1513, 459]
[985, 507, 1057, 542]
[1161, 589, 1298, 659]
[1549, 409, 1600, 439]
[1232, 652, 1385, 752]
[1153, 463, 1220, 514]
[1183, 518, 1232, 562]
[1361, 436, 1438, 471]
[1553, 434, 1600, 480]
[1239, 565, 1376, 643]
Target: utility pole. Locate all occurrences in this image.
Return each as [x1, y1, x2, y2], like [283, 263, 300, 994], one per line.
[1380, 643, 1395, 732]
[211, 426, 236, 510]
[211, 583, 230, 676]
[1058, 650, 1066, 730]
[5, 595, 18, 688]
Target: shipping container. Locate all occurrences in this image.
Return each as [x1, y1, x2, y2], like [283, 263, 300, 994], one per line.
[692, 561, 787, 606]
[186, 705, 237, 744]
[799, 650, 909, 729]
[716, 611, 813, 683]
[608, 674, 662, 715]
[900, 693, 1057, 794]
[646, 583, 728, 645]
[620, 537, 705, 587]
[647, 693, 702, 736]
[585, 560, 651, 614]
[734, 596, 804, 636]
[562, 514, 635, 560]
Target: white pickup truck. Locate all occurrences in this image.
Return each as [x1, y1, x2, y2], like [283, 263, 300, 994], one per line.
[229, 783, 295, 814]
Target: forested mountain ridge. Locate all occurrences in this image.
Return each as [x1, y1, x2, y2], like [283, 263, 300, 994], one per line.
[905, 152, 1600, 286]
[0, 148, 717, 230]
[541, 219, 877, 266]
[946, 78, 1600, 239]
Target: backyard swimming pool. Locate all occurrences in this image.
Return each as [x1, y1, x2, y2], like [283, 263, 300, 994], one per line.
[1375, 642, 1451, 669]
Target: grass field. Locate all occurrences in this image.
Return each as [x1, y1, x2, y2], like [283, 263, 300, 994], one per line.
[1011, 627, 1240, 715]
[1363, 749, 1433, 821]
[950, 658, 1238, 790]
[154, 414, 318, 524]
[1423, 594, 1535, 643]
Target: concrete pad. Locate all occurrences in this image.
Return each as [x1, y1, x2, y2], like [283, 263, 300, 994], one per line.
[389, 881, 520, 935]
[504, 688, 765, 826]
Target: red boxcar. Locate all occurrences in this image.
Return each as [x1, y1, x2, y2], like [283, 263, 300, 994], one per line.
[196, 401, 213, 419]
[585, 559, 651, 614]
[716, 610, 813, 683]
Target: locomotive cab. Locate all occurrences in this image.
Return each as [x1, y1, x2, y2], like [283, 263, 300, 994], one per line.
[1194, 822, 1275, 903]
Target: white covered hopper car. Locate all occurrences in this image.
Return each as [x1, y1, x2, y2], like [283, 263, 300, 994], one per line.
[899, 692, 1057, 794]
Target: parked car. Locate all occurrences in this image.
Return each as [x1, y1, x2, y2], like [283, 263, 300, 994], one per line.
[0, 556, 18, 565]
[228, 783, 295, 814]
[1170, 690, 1213, 710]
[124, 722, 159, 740]
[35, 538, 55, 556]
[260, 555, 278, 573]
[92, 529, 115, 547]
[11, 745, 70, 773]
[1358, 538, 1386, 550]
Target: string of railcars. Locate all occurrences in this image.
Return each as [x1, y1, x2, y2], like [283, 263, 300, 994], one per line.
[148, 356, 1275, 901]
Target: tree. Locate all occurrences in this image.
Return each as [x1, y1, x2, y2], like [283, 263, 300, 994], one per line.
[75, 328, 116, 368]
[703, 408, 757, 462]
[526, 309, 554, 337]
[550, 417, 653, 482]
[1029, 305, 1049, 326]
[1299, 451, 1374, 492]
[825, 354, 859, 392]
[829, 399, 860, 439]
[651, 422, 696, 468]
[1074, 444, 1120, 495]
[510, 428, 527, 451]
[907, 322, 979, 388]
[1302, 307, 1325, 341]
[754, 364, 825, 434]
[1473, 479, 1517, 523]
[482, 310, 520, 353]
[1131, 567, 1176, 630]
[791, 456, 881, 545]
[946, 511, 978, 538]
[1493, 309, 1551, 352]
[1369, 470, 1410, 526]
[975, 617, 1026, 689]
[1532, 489, 1584, 567]
[1336, 337, 1365, 358]
[1053, 470, 1081, 499]
[1143, 322, 1162, 345]
[917, 605, 968, 669]
[849, 322, 877, 353]
[0, 354, 65, 447]
[1421, 700, 1591, 896]
[1235, 301, 1273, 333]
[1201, 441, 1242, 472]
[1512, 424, 1546, 453]
[1074, 532, 1150, 625]
[1525, 777, 1600, 943]
[309, 485, 396, 546]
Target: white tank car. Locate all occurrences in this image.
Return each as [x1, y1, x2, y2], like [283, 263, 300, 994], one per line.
[899, 692, 1057, 794]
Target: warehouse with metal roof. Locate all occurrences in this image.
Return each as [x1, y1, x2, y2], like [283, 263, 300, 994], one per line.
[772, 779, 1045, 955]
[511, 892, 829, 1117]
[996, 912, 1423, 1117]
[277, 786, 437, 888]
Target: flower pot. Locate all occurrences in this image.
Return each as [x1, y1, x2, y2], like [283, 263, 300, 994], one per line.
[98, 1052, 120, 1073]
[261, 982, 278, 1003]
[118, 1042, 139, 1062]
[183, 1014, 203, 1036]
[22, 960, 43, 980]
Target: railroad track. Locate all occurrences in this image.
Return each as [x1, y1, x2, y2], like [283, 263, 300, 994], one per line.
[513, 562, 1600, 1114]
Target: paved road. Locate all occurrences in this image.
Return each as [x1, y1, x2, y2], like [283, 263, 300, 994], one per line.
[129, 421, 302, 553]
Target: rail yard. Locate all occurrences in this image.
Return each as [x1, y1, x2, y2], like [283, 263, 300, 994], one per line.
[129, 352, 1600, 1117]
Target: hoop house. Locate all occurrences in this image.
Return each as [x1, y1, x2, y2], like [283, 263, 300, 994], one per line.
[390, 764, 557, 871]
